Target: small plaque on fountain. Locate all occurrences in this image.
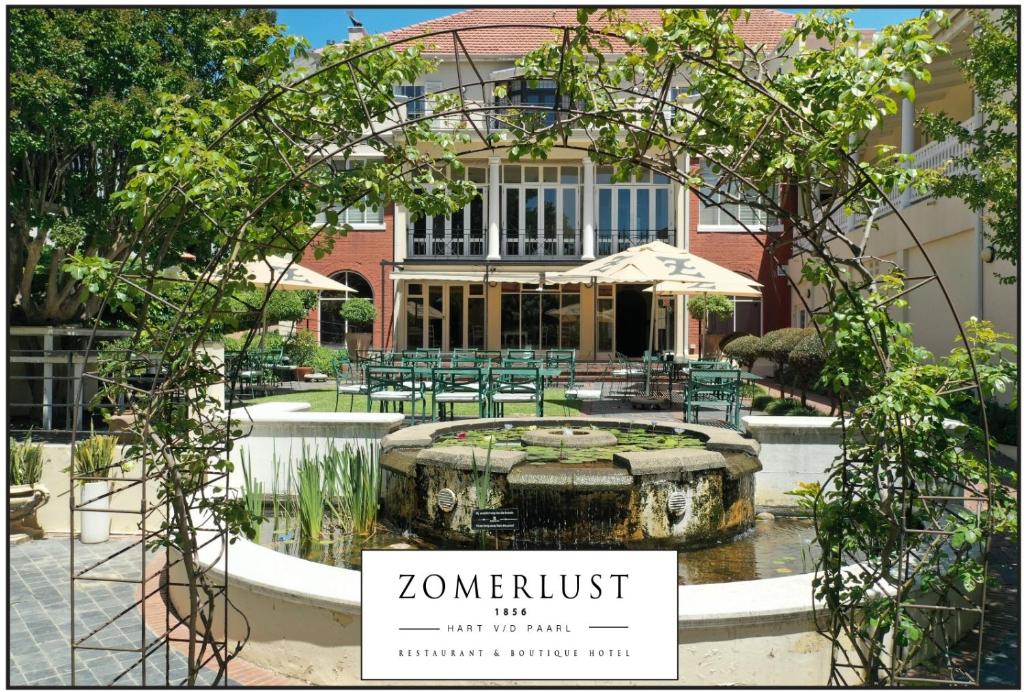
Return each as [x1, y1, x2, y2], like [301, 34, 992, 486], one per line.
[471, 508, 519, 531]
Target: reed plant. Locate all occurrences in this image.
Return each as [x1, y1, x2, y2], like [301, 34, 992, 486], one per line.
[328, 444, 380, 536]
[239, 451, 265, 541]
[9, 434, 44, 486]
[471, 439, 494, 510]
[295, 456, 325, 544]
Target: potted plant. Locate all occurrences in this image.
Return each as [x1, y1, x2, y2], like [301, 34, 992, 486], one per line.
[67, 434, 121, 543]
[285, 329, 320, 381]
[340, 298, 377, 355]
[686, 294, 734, 359]
[9, 434, 49, 540]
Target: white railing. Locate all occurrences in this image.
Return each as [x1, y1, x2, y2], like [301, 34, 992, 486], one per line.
[824, 114, 981, 236]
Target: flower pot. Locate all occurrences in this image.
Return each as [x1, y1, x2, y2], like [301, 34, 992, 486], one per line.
[79, 480, 111, 544]
[294, 366, 313, 381]
[9, 483, 51, 539]
[345, 332, 372, 356]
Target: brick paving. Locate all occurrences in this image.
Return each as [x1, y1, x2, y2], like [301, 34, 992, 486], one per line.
[8, 537, 225, 687]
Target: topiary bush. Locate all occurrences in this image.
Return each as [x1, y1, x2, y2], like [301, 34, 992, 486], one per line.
[763, 398, 798, 415]
[751, 394, 776, 411]
[758, 327, 811, 396]
[723, 334, 763, 370]
[789, 332, 827, 406]
[340, 298, 376, 330]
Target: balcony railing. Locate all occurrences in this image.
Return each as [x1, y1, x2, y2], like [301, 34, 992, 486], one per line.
[409, 229, 486, 258]
[596, 229, 675, 256]
[811, 114, 982, 240]
[406, 228, 676, 260]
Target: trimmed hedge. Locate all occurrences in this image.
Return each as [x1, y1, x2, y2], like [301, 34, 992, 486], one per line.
[723, 334, 762, 370]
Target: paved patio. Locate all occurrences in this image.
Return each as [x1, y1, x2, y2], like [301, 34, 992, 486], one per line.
[8, 537, 228, 687]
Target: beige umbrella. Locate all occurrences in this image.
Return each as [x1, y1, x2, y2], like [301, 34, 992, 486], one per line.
[548, 241, 762, 393]
[240, 255, 355, 293]
[229, 256, 354, 347]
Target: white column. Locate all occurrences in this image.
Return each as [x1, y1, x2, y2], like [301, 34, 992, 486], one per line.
[900, 86, 915, 210]
[42, 330, 53, 430]
[675, 152, 689, 250]
[487, 156, 501, 261]
[581, 157, 595, 260]
[393, 204, 408, 262]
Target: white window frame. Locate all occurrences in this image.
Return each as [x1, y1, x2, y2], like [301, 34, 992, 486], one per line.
[501, 164, 581, 256]
[696, 161, 775, 233]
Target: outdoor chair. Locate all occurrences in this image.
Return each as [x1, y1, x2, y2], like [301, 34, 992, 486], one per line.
[505, 349, 536, 364]
[226, 352, 262, 401]
[474, 350, 502, 365]
[366, 366, 426, 422]
[487, 367, 543, 418]
[334, 359, 368, 412]
[431, 367, 485, 421]
[545, 349, 577, 388]
[609, 353, 645, 398]
[683, 369, 743, 429]
[689, 359, 730, 371]
[450, 348, 477, 367]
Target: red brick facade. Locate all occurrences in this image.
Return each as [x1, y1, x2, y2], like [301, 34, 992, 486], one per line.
[298, 204, 395, 349]
[684, 185, 793, 352]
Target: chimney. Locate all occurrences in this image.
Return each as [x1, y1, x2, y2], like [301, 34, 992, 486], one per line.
[348, 25, 367, 41]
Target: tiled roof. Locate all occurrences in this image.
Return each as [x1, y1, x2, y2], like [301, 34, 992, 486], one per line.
[381, 8, 796, 55]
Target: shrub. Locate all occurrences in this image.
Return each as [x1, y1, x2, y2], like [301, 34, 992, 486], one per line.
[226, 288, 317, 333]
[9, 434, 44, 486]
[68, 434, 120, 482]
[340, 298, 376, 329]
[758, 327, 810, 395]
[785, 405, 821, 417]
[312, 346, 345, 375]
[789, 333, 827, 405]
[223, 331, 284, 353]
[285, 329, 320, 367]
[763, 398, 797, 415]
[751, 394, 776, 411]
[723, 335, 762, 370]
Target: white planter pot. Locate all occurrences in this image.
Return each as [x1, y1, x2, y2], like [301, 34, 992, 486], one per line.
[79, 480, 111, 544]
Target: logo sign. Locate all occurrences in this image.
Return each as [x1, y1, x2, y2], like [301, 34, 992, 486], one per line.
[361, 550, 678, 681]
[471, 508, 519, 531]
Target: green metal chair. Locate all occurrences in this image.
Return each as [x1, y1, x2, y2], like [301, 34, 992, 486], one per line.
[487, 367, 543, 418]
[366, 366, 426, 422]
[334, 356, 367, 412]
[683, 369, 742, 428]
[505, 349, 536, 364]
[431, 367, 485, 421]
[474, 350, 502, 365]
[545, 349, 577, 387]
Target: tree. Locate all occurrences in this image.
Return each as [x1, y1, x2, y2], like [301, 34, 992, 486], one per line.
[339, 297, 377, 331]
[722, 334, 762, 371]
[686, 294, 733, 359]
[8, 8, 276, 324]
[919, 9, 1018, 283]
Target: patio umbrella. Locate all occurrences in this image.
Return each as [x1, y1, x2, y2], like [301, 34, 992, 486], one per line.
[548, 241, 763, 394]
[230, 256, 354, 347]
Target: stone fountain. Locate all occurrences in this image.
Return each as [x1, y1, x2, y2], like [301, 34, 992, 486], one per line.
[379, 417, 761, 548]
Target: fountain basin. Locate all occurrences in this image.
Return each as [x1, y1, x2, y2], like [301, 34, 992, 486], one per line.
[380, 417, 761, 548]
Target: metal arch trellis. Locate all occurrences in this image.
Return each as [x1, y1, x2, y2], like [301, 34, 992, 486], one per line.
[68, 14, 998, 687]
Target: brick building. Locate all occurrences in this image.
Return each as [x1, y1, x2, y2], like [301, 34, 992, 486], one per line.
[303, 8, 795, 357]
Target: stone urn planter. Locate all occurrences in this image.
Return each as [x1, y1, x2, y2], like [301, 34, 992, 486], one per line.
[345, 332, 372, 355]
[9, 484, 51, 539]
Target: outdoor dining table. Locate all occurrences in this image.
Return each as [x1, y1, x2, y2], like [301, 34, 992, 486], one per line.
[409, 365, 563, 386]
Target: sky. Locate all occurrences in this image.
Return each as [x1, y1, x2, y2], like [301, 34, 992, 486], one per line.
[274, 7, 926, 49]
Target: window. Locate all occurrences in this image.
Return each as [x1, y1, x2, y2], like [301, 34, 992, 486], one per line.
[597, 284, 615, 352]
[500, 283, 581, 350]
[409, 167, 487, 256]
[501, 164, 580, 257]
[319, 271, 374, 345]
[697, 160, 774, 231]
[706, 284, 763, 337]
[394, 82, 442, 117]
[596, 168, 673, 254]
[322, 159, 385, 226]
[494, 78, 568, 128]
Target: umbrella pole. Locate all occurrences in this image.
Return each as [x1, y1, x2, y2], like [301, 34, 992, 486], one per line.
[645, 284, 657, 396]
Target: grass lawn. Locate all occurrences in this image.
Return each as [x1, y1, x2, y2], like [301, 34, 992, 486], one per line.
[243, 387, 584, 418]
